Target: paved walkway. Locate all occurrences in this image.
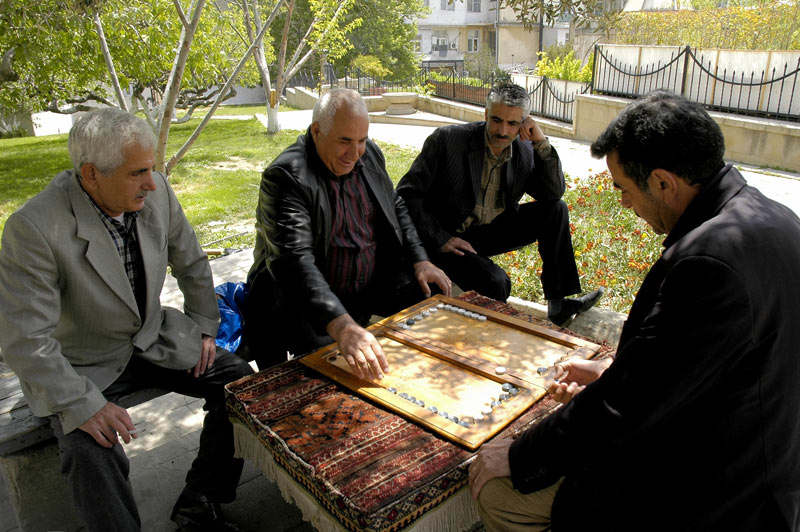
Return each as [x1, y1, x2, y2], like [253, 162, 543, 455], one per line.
[3, 108, 800, 532]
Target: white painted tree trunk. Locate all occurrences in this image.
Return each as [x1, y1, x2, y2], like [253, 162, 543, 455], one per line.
[267, 104, 281, 133]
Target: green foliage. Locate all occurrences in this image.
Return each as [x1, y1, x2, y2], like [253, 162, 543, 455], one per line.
[493, 171, 663, 313]
[465, 46, 498, 78]
[333, 0, 428, 81]
[0, 0, 262, 114]
[542, 42, 575, 62]
[503, 0, 608, 31]
[352, 55, 392, 79]
[534, 50, 593, 82]
[427, 71, 490, 87]
[414, 83, 436, 97]
[616, 3, 800, 50]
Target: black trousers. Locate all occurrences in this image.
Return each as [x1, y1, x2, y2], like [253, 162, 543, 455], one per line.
[49, 349, 253, 532]
[431, 200, 581, 302]
[242, 267, 430, 371]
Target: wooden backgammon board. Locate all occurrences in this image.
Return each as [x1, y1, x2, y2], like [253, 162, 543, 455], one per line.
[301, 294, 601, 450]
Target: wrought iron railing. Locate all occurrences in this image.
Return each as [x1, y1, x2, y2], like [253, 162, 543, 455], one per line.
[592, 45, 800, 123]
[526, 76, 592, 124]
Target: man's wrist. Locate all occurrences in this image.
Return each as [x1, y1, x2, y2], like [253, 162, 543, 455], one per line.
[533, 137, 552, 157]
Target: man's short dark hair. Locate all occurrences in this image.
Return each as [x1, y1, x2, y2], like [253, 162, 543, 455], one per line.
[590, 90, 725, 190]
[487, 82, 530, 114]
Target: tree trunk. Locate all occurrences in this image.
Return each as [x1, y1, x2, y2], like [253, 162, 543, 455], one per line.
[155, 0, 207, 174]
[267, 103, 281, 133]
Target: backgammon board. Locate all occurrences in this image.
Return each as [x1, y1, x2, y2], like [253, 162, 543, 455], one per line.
[301, 295, 601, 450]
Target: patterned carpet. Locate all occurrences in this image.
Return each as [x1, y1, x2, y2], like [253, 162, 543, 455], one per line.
[226, 292, 612, 532]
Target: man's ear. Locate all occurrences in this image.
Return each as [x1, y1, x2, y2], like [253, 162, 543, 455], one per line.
[648, 169, 681, 203]
[80, 163, 99, 191]
[310, 122, 321, 141]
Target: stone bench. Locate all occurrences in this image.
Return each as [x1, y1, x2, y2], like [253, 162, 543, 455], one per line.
[0, 360, 167, 532]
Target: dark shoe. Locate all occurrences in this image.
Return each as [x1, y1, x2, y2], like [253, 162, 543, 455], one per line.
[171, 494, 247, 532]
[547, 288, 605, 327]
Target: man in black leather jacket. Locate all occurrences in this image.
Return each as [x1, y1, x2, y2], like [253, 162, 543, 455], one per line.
[242, 89, 450, 377]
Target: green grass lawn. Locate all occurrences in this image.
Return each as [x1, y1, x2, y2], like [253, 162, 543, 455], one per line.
[0, 116, 661, 314]
[0, 116, 420, 251]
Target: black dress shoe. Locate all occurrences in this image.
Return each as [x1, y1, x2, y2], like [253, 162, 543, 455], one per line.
[171, 494, 247, 532]
[547, 288, 605, 327]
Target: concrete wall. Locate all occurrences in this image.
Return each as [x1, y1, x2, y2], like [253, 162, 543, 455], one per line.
[417, 95, 484, 122]
[567, 94, 800, 173]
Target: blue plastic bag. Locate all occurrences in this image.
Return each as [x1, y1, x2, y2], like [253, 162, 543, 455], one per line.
[214, 282, 247, 352]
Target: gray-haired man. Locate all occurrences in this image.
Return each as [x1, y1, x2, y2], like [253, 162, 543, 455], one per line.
[397, 82, 602, 325]
[0, 108, 253, 531]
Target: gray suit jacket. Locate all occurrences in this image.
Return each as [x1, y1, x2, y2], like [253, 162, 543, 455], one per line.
[0, 170, 219, 434]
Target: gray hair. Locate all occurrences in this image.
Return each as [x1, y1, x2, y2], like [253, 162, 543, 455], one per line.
[486, 82, 531, 115]
[312, 89, 368, 134]
[68, 107, 156, 175]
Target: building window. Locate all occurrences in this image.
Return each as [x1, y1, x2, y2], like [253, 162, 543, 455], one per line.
[468, 0, 481, 12]
[432, 31, 448, 51]
[467, 30, 479, 52]
[440, 0, 455, 11]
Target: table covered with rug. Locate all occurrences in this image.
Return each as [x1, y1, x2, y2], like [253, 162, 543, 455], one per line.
[224, 293, 611, 532]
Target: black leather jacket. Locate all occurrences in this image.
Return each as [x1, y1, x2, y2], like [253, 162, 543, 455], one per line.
[246, 129, 428, 334]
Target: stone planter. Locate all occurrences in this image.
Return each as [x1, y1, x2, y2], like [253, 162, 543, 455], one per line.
[381, 92, 418, 115]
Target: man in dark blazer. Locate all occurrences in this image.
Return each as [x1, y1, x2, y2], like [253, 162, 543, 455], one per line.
[397, 82, 601, 326]
[242, 89, 450, 378]
[0, 108, 253, 531]
[468, 91, 800, 531]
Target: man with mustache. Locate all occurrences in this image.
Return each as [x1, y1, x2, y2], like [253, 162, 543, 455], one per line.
[397, 82, 602, 326]
[0, 108, 253, 531]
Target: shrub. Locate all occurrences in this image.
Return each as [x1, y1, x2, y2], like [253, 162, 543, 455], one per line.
[534, 50, 593, 83]
[492, 171, 663, 313]
[616, 4, 800, 50]
[352, 55, 392, 80]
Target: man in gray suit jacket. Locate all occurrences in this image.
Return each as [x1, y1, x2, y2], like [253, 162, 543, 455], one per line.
[0, 109, 252, 532]
[397, 83, 602, 326]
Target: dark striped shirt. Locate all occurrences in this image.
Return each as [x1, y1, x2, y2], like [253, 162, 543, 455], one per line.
[325, 167, 377, 297]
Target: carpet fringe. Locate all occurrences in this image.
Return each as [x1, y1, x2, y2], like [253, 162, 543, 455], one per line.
[233, 422, 345, 532]
[233, 420, 481, 532]
[417, 487, 482, 532]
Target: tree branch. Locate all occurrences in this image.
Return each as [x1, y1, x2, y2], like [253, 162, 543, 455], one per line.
[92, 11, 129, 112]
[166, 9, 275, 174]
[155, 0, 207, 173]
[173, 0, 190, 28]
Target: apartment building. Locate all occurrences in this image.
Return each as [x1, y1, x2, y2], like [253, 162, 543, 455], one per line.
[415, 0, 569, 72]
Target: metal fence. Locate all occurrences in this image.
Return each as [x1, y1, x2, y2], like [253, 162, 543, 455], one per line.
[593, 45, 800, 123]
[526, 76, 591, 124]
[289, 46, 800, 126]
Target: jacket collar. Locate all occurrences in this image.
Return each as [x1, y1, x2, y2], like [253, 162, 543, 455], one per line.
[67, 170, 143, 315]
[662, 164, 745, 250]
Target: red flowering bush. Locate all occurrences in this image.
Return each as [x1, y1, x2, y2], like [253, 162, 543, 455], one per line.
[493, 171, 663, 313]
